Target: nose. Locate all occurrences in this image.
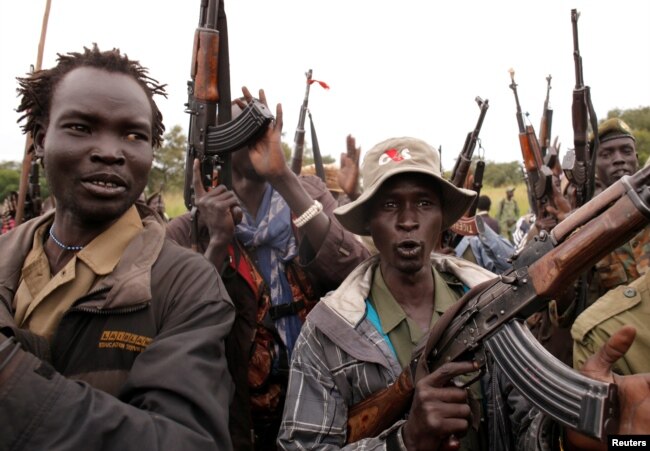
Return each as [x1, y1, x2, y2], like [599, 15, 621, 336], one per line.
[397, 206, 419, 231]
[90, 134, 126, 165]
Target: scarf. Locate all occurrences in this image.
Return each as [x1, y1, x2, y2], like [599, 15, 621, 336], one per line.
[235, 184, 302, 355]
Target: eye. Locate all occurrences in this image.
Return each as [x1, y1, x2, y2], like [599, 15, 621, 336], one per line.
[383, 200, 398, 209]
[125, 132, 149, 142]
[65, 123, 90, 134]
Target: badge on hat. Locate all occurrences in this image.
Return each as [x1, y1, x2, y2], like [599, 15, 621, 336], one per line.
[378, 148, 412, 165]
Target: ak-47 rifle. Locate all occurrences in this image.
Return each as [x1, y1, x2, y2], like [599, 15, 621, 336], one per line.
[508, 69, 554, 218]
[290, 69, 313, 175]
[562, 9, 599, 209]
[539, 74, 559, 171]
[450, 97, 489, 188]
[443, 98, 489, 243]
[347, 164, 650, 443]
[183, 0, 274, 248]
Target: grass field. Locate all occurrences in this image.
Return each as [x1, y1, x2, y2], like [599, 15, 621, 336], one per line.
[162, 183, 531, 221]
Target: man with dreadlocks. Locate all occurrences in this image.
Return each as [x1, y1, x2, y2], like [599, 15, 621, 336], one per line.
[0, 44, 235, 450]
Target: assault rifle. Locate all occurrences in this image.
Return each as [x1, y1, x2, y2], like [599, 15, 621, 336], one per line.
[347, 164, 650, 443]
[450, 96, 489, 188]
[183, 0, 273, 248]
[539, 74, 559, 170]
[508, 69, 554, 218]
[444, 98, 489, 242]
[290, 69, 313, 176]
[562, 9, 599, 209]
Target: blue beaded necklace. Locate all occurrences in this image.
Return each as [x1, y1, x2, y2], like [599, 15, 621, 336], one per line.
[49, 224, 84, 252]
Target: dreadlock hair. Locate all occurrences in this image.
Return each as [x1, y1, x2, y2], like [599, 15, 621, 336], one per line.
[16, 43, 167, 148]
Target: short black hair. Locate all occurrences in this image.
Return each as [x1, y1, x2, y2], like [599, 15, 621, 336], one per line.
[477, 195, 491, 211]
[16, 43, 167, 147]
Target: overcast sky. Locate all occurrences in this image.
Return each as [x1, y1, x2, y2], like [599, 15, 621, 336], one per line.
[1, 0, 649, 173]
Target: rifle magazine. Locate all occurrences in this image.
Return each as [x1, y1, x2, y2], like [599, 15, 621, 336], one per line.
[485, 320, 618, 439]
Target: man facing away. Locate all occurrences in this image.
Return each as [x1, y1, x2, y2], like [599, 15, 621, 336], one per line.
[0, 45, 234, 450]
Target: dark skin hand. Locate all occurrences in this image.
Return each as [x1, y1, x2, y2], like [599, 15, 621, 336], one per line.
[235, 87, 331, 252]
[402, 361, 477, 451]
[338, 134, 361, 200]
[191, 158, 241, 269]
[567, 326, 650, 450]
[192, 86, 330, 269]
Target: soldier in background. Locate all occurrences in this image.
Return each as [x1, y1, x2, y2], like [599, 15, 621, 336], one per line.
[495, 186, 520, 242]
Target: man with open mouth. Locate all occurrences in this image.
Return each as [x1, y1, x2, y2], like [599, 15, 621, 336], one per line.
[0, 44, 234, 450]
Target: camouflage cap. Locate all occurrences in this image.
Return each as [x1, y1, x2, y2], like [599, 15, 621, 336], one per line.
[590, 118, 636, 144]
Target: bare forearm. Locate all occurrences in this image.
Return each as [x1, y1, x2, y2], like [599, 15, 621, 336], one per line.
[268, 168, 330, 250]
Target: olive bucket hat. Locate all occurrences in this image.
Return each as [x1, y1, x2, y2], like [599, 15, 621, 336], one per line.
[334, 137, 476, 236]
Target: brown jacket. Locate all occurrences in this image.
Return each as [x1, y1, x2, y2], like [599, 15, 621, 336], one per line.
[0, 205, 235, 450]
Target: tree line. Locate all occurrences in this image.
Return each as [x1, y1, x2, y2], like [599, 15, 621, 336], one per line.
[1, 106, 648, 202]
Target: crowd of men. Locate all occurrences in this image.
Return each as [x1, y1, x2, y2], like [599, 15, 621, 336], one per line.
[0, 43, 648, 451]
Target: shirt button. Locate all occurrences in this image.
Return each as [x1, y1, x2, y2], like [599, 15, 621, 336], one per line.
[624, 288, 636, 298]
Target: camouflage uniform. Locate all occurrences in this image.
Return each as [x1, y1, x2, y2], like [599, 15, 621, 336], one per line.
[592, 224, 650, 299]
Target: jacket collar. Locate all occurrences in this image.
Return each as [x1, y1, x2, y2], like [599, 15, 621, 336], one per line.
[0, 204, 165, 312]
[321, 253, 495, 327]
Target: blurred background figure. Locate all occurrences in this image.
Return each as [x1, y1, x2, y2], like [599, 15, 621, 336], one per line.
[1, 191, 19, 234]
[496, 186, 520, 243]
[475, 194, 500, 234]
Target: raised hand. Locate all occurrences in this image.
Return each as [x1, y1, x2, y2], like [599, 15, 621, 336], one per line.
[237, 86, 286, 182]
[338, 134, 361, 200]
[568, 326, 650, 449]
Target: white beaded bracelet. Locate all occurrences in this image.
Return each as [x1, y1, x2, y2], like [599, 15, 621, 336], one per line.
[293, 200, 323, 228]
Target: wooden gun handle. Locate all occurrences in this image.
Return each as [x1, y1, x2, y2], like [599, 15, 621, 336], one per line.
[346, 367, 414, 443]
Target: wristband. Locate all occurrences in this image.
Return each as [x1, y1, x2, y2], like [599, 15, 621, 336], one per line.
[293, 200, 323, 228]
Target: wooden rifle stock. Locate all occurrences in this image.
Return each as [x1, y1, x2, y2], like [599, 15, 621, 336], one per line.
[346, 166, 650, 443]
[509, 69, 554, 217]
[346, 366, 415, 443]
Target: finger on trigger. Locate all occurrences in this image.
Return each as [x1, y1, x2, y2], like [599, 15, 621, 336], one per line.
[193, 159, 207, 196]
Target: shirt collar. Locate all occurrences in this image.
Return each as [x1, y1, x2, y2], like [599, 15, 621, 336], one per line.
[76, 205, 143, 275]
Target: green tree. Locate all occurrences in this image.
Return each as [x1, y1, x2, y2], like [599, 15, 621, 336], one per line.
[604, 106, 650, 166]
[0, 160, 50, 205]
[148, 125, 187, 195]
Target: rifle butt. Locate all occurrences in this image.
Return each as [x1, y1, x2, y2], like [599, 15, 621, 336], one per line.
[346, 367, 414, 443]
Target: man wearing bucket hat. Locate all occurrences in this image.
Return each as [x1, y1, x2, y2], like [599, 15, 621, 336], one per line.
[278, 137, 502, 449]
[278, 136, 650, 450]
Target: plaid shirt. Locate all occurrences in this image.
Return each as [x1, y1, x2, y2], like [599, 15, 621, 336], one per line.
[278, 254, 498, 450]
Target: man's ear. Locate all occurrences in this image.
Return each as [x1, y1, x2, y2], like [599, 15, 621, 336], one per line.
[33, 124, 46, 159]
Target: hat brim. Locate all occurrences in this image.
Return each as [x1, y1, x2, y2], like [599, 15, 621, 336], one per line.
[334, 168, 476, 236]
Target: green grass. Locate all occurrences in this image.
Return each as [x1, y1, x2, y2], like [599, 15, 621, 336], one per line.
[163, 183, 532, 221]
[164, 191, 189, 219]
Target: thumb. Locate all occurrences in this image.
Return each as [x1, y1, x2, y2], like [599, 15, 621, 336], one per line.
[581, 325, 636, 379]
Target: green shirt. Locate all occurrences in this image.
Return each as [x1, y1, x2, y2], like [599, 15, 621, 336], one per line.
[369, 265, 484, 450]
[369, 266, 464, 368]
[572, 271, 650, 375]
